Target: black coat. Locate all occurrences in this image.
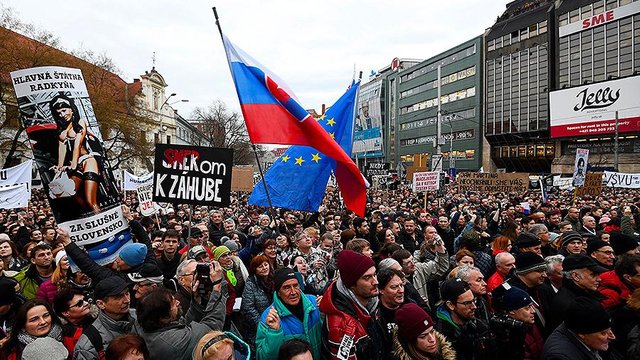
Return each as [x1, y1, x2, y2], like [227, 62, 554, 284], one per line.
[542, 323, 601, 360]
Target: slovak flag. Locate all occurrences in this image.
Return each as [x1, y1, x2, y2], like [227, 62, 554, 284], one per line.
[221, 34, 366, 216]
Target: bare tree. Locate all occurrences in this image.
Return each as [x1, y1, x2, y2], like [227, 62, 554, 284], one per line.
[190, 100, 253, 165]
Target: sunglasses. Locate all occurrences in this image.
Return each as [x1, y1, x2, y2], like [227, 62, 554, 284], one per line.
[69, 298, 87, 309]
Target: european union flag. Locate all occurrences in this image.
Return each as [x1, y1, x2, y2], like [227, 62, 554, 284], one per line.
[248, 81, 360, 212]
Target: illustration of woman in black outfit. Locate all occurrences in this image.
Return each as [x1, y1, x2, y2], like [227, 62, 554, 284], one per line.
[49, 94, 102, 214]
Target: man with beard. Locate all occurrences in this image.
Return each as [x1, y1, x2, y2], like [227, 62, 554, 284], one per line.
[137, 262, 226, 360]
[548, 254, 607, 331]
[319, 250, 385, 359]
[256, 268, 323, 360]
[435, 278, 494, 360]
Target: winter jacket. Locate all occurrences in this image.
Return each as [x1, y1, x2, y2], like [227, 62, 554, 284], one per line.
[542, 323, 602, 360]
[319, 281, 385, 360]
[411, 250, 450, 305]
[628, 324, 640, 360]
[12, 265, 48, 300]
[139, 288, 227, 360]
[435, 305, 494, 360]
[255, 291, 322, 360]
[598, 270, 632, 309]
[241, 275, 273, 339]
[73, 310, 138, 360]
[36, 279, 58, 304]
[391, 328, 456, 360]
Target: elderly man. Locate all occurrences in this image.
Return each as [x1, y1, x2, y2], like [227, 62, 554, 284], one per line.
[515, 232, 542, 256]
[587, 240, 615, 270]
[487, 252, 515, 293]
[457, 265, 491, 325]
[548, 254, 607, 331]
[530, 224, 557, 257]
[128, 263, 164, 301]
[581, 216, 598, 237]
[256, 268, 323, 360]
[137, 261, 226, 360]
[543, 297, 615, 359]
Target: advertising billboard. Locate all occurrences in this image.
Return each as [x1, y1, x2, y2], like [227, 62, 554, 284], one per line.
[353, 79, 383, 157]
[549, 76, 640, 138]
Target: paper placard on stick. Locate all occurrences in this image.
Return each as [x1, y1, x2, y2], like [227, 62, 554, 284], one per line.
[231, 166, 254, 192]
[413, 171, 440, 192]
[576, 173, 603, 196]
[153, 144, 233, 206]
[572, 148, 589, 187]
[457, 172, 529, 193]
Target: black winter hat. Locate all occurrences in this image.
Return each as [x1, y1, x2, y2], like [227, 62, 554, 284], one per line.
[610, 232, 639, 255]
[516, 232, 541, 248]
[565, 297, 611, 334]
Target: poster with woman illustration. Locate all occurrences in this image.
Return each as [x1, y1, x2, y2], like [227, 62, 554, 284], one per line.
[10, 66, 131, 265]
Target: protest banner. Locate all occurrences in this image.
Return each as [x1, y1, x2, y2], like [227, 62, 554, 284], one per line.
[135, 174, 156, 216]
[231, 166, 254, 192]
[123, 171, 154, 191]
[413, 171, 440, 192]
[0, 160, 32, 196]
[572, 148, 589, 187]
[153, 144, 233, 207]
[457, 172, 529, 193]
[11, 66, 130, 265]
[603, 171, 640, 189]
[0, 184, 29, 209]
[576, 173, 603, 196]
[365, 162, 390, 178]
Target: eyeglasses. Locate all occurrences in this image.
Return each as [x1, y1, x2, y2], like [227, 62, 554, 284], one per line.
[69, 298, 87, 309]
[595, 250, 615, 256]
[457, 298, 477, 307]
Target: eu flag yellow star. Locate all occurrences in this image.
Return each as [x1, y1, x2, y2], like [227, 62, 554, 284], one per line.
[295, 156, 305, 166]
[326, 118, 336, 126]
[281, 155, 290, 162]
[311, 153, 321, 163]
[319, 113, 326, 121]
[329, 132, 335, 139]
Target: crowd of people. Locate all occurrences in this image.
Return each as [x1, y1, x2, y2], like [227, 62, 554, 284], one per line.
[0, 183, 639, 360]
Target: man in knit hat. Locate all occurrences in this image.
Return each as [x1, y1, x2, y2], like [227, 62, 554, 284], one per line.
[543, 297, 615, 358]
[319, 250, 385, 359]
[559, 231, 584, 256]
[256, 268, 322, 360]
[490, 286, 544, 359]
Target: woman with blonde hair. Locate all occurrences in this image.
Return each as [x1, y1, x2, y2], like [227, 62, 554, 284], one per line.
[193, 330, 250, 360]
[36, 251, 70, 305]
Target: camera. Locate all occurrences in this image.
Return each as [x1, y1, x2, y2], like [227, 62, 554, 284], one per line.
[195, 263, 213, 301]
[490, 315, 526, 331]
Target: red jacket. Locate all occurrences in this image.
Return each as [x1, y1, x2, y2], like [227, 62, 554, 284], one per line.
[598, 270, 631, 309]
[318, 281, 384, 360]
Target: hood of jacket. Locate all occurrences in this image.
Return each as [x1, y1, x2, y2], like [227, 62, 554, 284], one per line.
[319, 281, 371, 325]
[392, 328, 456, 360]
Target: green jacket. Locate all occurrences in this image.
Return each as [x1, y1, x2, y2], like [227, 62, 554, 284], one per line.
[12, 265, 44, 300]
[255, 292, 323, 360]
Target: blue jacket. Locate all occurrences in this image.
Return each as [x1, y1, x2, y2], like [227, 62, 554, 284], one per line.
[255, 292, 322, 360]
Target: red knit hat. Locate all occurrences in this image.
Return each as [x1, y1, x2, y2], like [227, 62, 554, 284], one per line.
[394, 303, 434, 342]
[337, 250, 376, 288]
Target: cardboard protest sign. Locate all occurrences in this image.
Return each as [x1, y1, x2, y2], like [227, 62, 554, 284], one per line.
[576, 173, 603, 196]
[231, 166, 254, 192]
[457, 172, 529, 193]
[153, 144, 233, 207]
[11, 66, 131, 265]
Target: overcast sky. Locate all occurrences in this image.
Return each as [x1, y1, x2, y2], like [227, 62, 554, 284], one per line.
[3, 0, 506, 118]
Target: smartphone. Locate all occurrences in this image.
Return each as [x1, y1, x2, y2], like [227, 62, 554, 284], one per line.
[195, 263, 213, 298]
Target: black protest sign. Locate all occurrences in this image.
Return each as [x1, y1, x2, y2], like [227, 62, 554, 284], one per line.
[153, 144, 233, 207]
[365, 162, 390, 178]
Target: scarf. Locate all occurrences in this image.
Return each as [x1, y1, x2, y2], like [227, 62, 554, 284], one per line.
[336, 278, 379, 315]
[224, 267, 237, 287]
[17, 323, 62, 346]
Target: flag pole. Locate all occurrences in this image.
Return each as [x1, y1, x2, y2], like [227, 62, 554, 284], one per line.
[213, 7, 277, 219]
